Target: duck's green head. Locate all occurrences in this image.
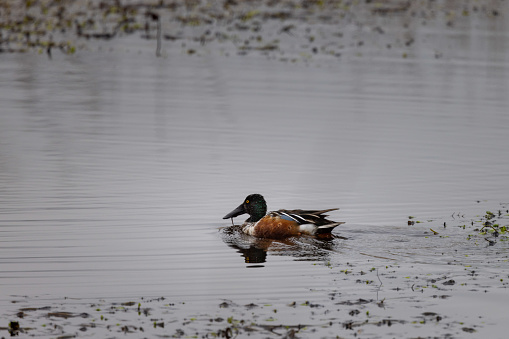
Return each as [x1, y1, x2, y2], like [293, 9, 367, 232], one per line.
[223, 194, 267, 222]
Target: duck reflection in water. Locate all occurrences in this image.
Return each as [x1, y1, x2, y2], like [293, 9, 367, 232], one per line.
[220, 225, 345, 265]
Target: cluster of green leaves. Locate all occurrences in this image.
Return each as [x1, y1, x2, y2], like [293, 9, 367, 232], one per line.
[467, 210, 509, 244]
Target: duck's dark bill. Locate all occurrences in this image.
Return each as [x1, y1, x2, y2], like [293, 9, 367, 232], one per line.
[223, 204, 246, 219]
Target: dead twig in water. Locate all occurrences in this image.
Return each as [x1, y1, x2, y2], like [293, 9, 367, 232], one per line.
[484, 238, 496, 246]
[146, 12, 161, 57]
[376, 268, 383, 301]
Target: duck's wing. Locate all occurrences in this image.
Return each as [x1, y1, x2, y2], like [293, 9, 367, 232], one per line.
[267, 209, 343, 235]
[275, 208, 340, 226]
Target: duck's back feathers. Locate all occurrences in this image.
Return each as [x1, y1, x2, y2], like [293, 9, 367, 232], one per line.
[276, 208, 340, 226]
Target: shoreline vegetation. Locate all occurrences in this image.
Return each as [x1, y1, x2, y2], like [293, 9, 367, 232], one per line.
[0, 0, 505, 59]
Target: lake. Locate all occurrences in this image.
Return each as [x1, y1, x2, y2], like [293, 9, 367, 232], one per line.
[1, 1, 508, 337]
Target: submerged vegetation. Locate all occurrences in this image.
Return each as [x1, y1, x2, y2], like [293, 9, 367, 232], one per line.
[0, 0, 506, 60]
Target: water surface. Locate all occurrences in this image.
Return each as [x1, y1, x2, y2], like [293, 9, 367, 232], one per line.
[1, 4, 509, 337]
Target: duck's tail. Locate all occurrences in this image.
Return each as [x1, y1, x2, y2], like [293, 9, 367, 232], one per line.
[314, 222, 345, 234]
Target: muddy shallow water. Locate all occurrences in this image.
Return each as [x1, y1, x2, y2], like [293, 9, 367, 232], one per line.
[1, 1, 509, 338]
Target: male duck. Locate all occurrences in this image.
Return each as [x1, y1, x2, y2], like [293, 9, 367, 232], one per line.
[223, 194, 344, 239]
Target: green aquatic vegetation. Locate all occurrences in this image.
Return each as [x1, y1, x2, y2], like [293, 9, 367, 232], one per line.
[240, 10, 260, 21]
[461, 208, 509, 245]
[8, 321, 20, 336]
[177, 15, 202, 26]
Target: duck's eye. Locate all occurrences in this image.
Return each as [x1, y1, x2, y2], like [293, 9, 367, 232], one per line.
[245, 200, 249, 204]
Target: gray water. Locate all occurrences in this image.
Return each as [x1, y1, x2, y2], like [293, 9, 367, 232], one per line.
[1, 7, 509, 338]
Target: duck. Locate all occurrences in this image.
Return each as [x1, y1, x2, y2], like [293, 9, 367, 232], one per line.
[223, 194, 344, 239]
